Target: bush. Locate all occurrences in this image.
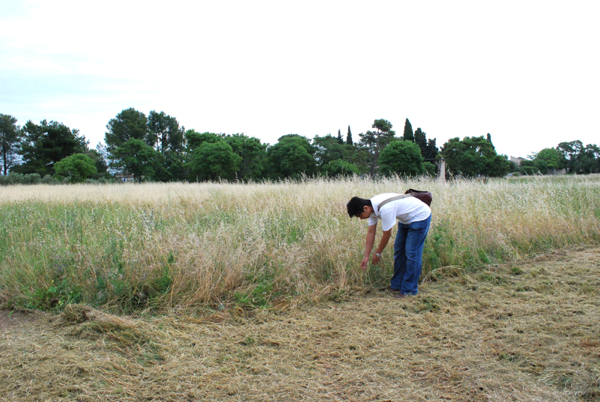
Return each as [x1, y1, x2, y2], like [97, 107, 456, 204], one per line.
[22, 173, 41, 185]
[42, 175, 60, 185]
[424, 162, 437, 177]
[0, 172, 44, 185]
[54, 153, 97, 183]
[321, 159, 361, 177]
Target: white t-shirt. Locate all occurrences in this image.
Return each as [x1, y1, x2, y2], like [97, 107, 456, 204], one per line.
[368, 193, 431, 231]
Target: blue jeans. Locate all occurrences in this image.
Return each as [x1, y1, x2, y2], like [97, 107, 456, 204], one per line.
[391, 214, 431, 295]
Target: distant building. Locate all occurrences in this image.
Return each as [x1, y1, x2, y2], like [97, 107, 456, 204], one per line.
[115, 172, 135, 182]
[510, 156, 526, 165]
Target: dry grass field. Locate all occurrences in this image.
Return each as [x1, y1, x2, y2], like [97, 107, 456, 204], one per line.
[1, 176, 599, 312]
[1, 176, 599, 400]
[1, 246, 599, 401]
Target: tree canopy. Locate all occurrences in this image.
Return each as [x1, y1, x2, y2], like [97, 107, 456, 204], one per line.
[224, 134, 267, 180]
[378, 140, 424, 177]
[441, 136, 510, 178]
[54, 153, 97, 183]
[15, 120, 88, 176]
[110, 139, 161, 182]
[267, 135, 315, 179]
[188, 140, 242, 181]
[105, 108, 149, 153]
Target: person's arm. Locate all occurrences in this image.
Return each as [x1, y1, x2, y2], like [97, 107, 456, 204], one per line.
[361, 224, 377, 270]
[371, 229, 392, 265]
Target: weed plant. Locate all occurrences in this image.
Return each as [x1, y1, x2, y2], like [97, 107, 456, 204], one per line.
[1, 175, 599, 312]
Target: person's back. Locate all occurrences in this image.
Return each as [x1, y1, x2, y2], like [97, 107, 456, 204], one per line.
[368, 193, 431, 229]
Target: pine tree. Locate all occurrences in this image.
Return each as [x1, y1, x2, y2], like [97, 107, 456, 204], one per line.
[359, 119, 395, 177]
[403, 118, 414, 142]
[0, 114, 21, 175]
[346, 125, 353, 146]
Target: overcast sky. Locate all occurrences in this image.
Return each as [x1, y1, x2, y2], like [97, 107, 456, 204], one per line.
[1, 0, 598, 158]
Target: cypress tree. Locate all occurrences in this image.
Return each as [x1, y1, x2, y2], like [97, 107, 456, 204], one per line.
[414, 128, 427, 157]
[403, 118, 414, 142]
[346, 125, 353, 145]
[337, 129, 344, 144]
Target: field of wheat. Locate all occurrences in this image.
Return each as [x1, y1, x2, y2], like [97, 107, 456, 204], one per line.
[1, 175, 599, 313]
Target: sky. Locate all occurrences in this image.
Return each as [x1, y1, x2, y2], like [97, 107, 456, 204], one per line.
[1, 0, 599, 159]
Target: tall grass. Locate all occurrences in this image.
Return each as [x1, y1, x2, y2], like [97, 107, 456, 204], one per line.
[1, 175, 599, 312]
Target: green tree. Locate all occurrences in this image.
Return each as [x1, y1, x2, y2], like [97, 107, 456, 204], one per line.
[519, 159, 537, 175]
[507, 160, 519, 173]
[16, 120, 88, 176]
[267, 134, 316, 179]
[0, 114, 22, 175]
[378, 140, 424, 177]
[337, 129, 344, 144]
[403, 118, 414, 142]
[580, 144, 600, 174]
[110, 139, 161, 182]
[358, 119, 396, 177]
[54, 153, 97, 183]
[188, 140, 241, 181]
[105, 108, 149, 154]
[441, 136, 510, 178]
[533, 148, 564, 174]
[147, 111, 184, 153]
[147, 111, 185, 181]
[224, 134, 267, 180]
[185, 130, 222, 152]
[425, 138, 439, 160]
[557, 140, 584, 173]
[346, 125, 353, 146]
[313, 135, 350, 168]
[556, 140, 600, 174]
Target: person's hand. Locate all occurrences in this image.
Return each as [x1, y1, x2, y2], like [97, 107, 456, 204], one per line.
[361, 256, 369, 270]
[371, 254, 381, 265]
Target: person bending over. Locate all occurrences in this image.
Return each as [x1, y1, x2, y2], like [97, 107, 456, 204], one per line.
[347, 193, 431, 298]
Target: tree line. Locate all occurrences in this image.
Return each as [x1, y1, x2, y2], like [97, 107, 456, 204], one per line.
[1, 110, 598, 184]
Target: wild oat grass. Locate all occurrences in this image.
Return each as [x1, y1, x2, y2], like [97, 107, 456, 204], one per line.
[1, 175, 599, 312]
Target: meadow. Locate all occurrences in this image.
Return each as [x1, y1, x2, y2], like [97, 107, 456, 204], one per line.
[1, 175, 599, 313]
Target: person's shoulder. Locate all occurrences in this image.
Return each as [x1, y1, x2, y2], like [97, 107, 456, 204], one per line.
[372, 193, 399, 203]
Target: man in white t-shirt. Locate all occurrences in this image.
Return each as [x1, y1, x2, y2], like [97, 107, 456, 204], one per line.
[347, 193, 432, 298]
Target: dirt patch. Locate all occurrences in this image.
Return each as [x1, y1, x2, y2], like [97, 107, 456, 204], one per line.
[1, 247, 599, 401]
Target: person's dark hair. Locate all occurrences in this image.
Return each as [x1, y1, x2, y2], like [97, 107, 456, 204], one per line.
[347, 196, 372, 218]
